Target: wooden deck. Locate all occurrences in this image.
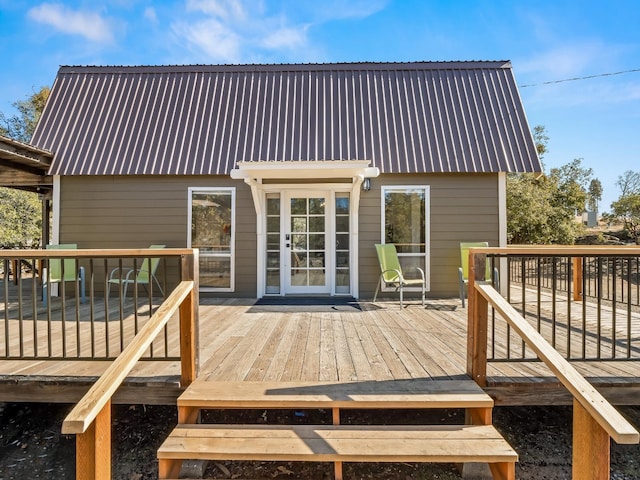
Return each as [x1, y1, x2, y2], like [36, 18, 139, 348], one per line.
[1, 286, 638, 405]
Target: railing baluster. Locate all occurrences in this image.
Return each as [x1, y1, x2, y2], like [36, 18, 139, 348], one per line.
[597, 257, 603, 359]
[103, 258, 110, 359]
[89, 259, 96, 359]
[31, 258, 38, 357]
[612, 257, 617, 359]
[582, 257, 587, 360]
[567, 256, 572, 359]
[3, 260, 10, 356]
[627, 257, 632, 359]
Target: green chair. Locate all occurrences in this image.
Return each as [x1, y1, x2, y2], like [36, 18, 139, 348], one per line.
[42, 244, 86, 307]
[107, 245, 165, 299]
[458, 242, 498, 307]
[373, 243, 425, 308]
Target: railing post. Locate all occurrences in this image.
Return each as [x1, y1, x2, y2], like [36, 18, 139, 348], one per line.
[572, 257, 583, 301]
[180, 250, 199, 387]
[467, 250, 488, 387]
[76, 400, 111, 480]
[573, 398, 610, 479]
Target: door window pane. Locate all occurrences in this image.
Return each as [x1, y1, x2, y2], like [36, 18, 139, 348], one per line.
[335, 193, 350, 294]
[190, 189, 235, 291]
[266, 194, 281, 294]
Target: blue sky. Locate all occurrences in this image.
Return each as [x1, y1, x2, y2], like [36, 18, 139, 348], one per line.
[1, 0, 638, 211]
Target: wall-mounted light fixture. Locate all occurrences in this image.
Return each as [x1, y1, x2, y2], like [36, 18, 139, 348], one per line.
[362, 178, 371, 191]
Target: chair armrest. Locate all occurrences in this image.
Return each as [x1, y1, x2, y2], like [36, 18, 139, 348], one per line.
[380, 268, 403, 284]
[416, 267, 425, 283]
[108, 267, 135, 282]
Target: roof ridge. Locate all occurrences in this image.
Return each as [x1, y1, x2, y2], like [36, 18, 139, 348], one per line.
[58, 60, 512, 75]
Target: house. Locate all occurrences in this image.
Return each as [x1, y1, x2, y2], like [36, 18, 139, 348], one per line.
[30, 61, 541, 299]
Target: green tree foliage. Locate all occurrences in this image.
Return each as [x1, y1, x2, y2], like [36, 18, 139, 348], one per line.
[611, 171, 640, 244]
[0, 86, 50, 142]
[0, 87, 50, 247]
[0, 188, 41, 247]
[587, 179, 603, 213]
[507, 127, 593, 244]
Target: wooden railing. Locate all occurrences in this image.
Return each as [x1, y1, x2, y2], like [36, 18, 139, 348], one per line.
[61, 250, 199, 479]
[1, 248, 195, 360]
[467, 247, 639, 479]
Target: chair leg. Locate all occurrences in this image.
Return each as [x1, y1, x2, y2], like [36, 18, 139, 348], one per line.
[399, 286, 403, 309]
[373, 277, 381, 302]
[460, 283, 466, 308]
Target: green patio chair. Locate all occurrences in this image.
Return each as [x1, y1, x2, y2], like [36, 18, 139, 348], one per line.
[42, 244, 86, 307]
[459, 242, 498, 307]
[373, 243, 425, 308]
[107, 245, 165, 299]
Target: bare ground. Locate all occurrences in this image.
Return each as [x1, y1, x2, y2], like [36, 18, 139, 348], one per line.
[1, 402, 639, 480]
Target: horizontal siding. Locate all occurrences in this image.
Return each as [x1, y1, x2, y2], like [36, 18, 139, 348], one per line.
[359, 173, 499, 298]
[59, 175, 257, 296]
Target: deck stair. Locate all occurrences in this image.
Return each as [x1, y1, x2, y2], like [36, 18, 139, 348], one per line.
[158, 378, 517, 480]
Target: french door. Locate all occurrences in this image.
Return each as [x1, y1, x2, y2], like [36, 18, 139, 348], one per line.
[283, 191, 330, 294]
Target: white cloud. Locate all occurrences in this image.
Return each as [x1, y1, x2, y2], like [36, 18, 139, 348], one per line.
[27, 3, 114, 43]
[172, 0, 387, 62]
[186, 0, 246, 20]
[173, 18, 241, 62]
[261, 25, 307, 50]
[144, 7, 158, 24]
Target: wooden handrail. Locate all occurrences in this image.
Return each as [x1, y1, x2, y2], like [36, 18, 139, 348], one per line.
[62, 280, 194, 435]
[1, 248, 195, 258]
[474, 282, 639, 445]
[470, 245, 640, 256]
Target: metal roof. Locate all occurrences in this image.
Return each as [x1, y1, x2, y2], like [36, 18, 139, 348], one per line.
[0, 135, 53, 193]
[32, 61, 542, 176]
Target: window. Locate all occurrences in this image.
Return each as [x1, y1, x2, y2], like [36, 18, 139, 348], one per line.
[381, 186, 429, 285]
[188, 188, 235, 291]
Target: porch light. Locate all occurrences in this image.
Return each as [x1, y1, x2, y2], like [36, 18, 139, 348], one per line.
[362, 178, 372, 191]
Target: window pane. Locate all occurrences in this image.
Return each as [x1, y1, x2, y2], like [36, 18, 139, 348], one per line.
[384, 190, 425, 254]
[336, 216, 349, 232]
[309, 234, 325, 250]
[308, 270, 325, 286]
[191, 192, 233, 252]
[267, 197, 280, 215]
[291, 217, 307, 232]
[309, 198, 325, 214]
[291, 198, 306, 215]
[309, 252, 325, 267]
[267, 216, 280, 233]
[336, 234, 349, 250]
[336, 251, 349, 267]
[292, 234, 307, 250]
[335, 195, 349, 214]
[199, 257, 231, 288]
[309, 216, 324, 232]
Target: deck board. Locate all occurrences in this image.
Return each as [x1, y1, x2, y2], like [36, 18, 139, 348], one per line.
[1, 282, 639, 404]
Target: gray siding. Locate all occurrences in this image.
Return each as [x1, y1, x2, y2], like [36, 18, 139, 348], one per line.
[60, 173, 497, 299]
[59, 175, 257, 296]
[358, 173, 499, 299]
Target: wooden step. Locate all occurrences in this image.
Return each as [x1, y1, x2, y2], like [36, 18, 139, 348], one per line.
[178, 378, 493, 410]
[158, 424, 517, 479]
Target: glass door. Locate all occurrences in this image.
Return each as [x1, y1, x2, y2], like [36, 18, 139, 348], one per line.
[284, 192, 330, 294]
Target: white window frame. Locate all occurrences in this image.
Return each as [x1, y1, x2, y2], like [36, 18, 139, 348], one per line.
[187, 187, 236, 292]
[380, 185, 430, 292]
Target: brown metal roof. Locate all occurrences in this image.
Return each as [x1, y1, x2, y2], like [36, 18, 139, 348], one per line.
[32, 61, 542, 176]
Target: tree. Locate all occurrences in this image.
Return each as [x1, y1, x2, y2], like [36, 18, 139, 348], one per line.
[616, 170, 640, 197]
[507, 127, 593, 244]
[0, 86, 50, 142]
[611, 170, 640, 244]
[587, 179, 603, 213]
[0, 87, 50, 247]
[610, 194, 640, 244]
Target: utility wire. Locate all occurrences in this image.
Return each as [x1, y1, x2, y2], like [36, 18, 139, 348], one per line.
[519, 68, 640, 88]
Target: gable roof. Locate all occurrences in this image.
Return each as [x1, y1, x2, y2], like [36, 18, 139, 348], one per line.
[32, 61, 541, 176]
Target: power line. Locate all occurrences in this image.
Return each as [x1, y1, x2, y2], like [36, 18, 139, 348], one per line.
[519, 68, 640, 88]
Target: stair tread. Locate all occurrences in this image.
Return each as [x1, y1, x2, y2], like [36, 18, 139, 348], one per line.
[158, 424, 518, 463]
[178, 379, 493, 409]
